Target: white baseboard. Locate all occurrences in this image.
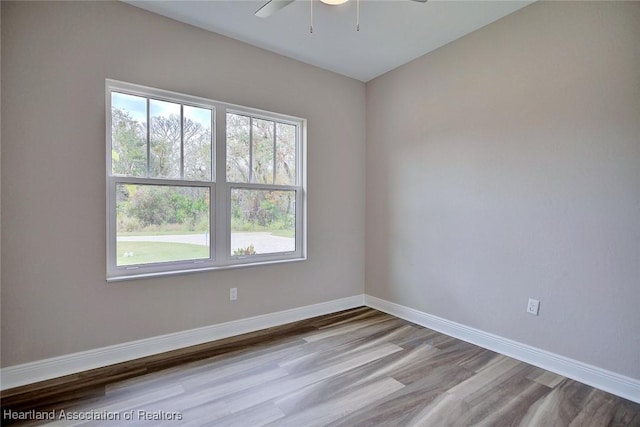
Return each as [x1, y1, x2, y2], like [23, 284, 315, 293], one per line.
[364, 295, 640, 404]
[0, 295, 365, 391]
[3, 293, 638, 405]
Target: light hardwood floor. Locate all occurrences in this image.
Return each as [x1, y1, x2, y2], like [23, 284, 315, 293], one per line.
[6, 307, 640, 426]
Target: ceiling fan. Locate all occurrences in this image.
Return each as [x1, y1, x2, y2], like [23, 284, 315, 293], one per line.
[256, 0, 428, 32]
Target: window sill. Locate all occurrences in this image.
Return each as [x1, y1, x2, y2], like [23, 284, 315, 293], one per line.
[106, 256, 307, 283]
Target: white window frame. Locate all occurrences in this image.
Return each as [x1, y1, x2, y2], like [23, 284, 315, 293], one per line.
[106, 80, 306, 281]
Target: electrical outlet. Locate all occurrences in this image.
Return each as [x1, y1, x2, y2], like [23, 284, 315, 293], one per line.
[527, 298, 540, 316]
[230, 287, 238, 301]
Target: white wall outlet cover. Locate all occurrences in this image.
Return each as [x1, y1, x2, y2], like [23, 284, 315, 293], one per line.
[527, 298, 540, 315]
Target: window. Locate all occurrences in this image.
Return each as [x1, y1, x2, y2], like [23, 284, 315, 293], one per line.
[106, 80, 305, 280]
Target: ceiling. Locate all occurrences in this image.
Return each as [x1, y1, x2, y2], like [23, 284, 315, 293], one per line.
[127, 0, 534, 82]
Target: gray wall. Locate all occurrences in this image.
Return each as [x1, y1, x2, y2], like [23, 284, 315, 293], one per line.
[366, 1, 640, 379]
[1, 1, 366, 366]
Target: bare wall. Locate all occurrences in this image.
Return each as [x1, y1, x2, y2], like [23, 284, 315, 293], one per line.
[1, 1, 366, 366]
[365, 2, 640, 378]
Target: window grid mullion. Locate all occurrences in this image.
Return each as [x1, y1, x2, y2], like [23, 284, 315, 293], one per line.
[249, 117, 254, 184]
[272, 121, 277, 185]
[210, 109, 215, 182]
[180, 104, 185, 180]
[146, 98, 150, 178]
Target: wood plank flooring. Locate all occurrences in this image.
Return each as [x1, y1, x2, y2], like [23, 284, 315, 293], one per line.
[4, 307, 640, 426]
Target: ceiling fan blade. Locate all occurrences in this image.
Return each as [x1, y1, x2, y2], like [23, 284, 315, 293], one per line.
[255, 0, 296, 18]
[411, 0, 428, 2]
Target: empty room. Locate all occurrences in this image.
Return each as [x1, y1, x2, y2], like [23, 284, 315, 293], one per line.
[1, 0, 639, 425]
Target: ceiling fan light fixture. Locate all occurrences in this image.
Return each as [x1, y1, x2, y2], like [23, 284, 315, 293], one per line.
[320, 0, 349, 5]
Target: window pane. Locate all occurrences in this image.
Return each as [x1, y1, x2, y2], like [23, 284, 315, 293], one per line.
[226, 113, 250, 183]
[275, 123, 297, 185]
[116, 184, 210, 266]
[150, 99, 181, 179]
[252, 119, 275, 184]
[184, 106, 212, 181]
[111, 92, 147, 177]
[230, 189, 295, 256]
